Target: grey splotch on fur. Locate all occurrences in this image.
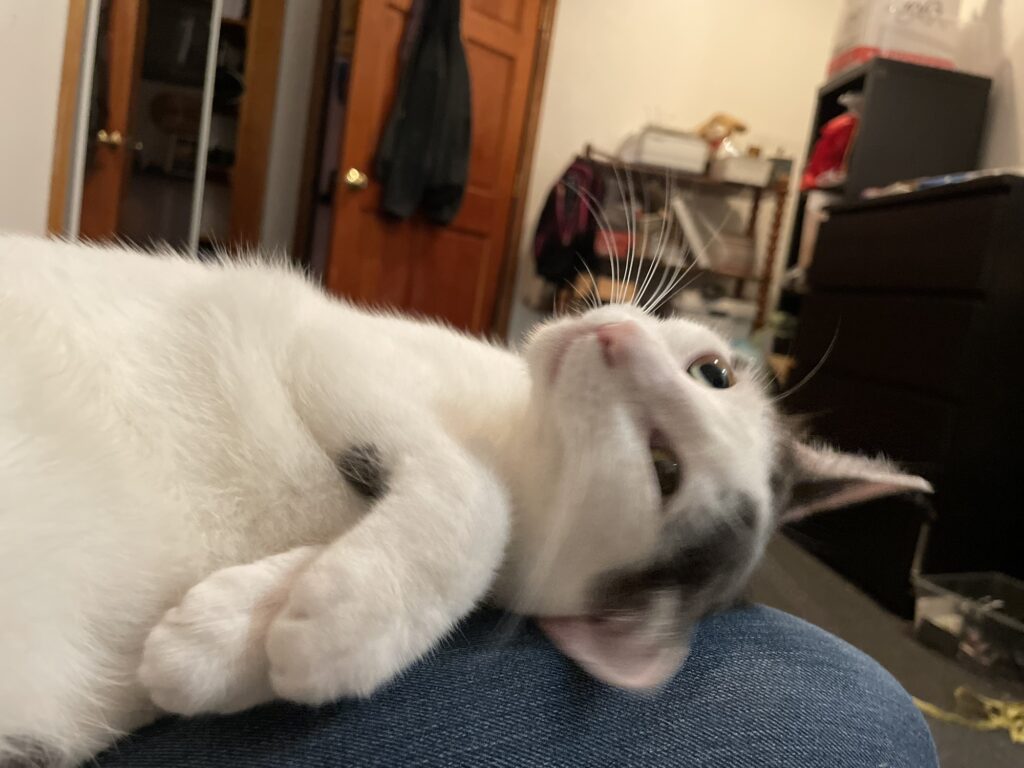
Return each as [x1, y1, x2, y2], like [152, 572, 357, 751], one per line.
[335, 444, 389, 501]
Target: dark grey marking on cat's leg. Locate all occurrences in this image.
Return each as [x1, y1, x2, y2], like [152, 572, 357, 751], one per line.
[335, 444, 389, 501]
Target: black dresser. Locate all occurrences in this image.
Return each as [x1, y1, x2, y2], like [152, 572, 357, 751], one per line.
[786, 175, 1024, 615]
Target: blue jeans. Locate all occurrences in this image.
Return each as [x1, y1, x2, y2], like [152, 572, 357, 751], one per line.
[94, 606, 937, 767]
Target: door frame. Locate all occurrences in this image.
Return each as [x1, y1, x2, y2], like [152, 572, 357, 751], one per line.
[490, 0, 557, 339]
[77, 0, 148, 241]
[48, 0, 287, 247]
[48, 0, 92, 236]
[228, 0, 286, 247]
[290, 0, 342, 265]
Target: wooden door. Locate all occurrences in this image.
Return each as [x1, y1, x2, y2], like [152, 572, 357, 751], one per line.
[325, 0, 546, 333]
[79, 0, 147, 240]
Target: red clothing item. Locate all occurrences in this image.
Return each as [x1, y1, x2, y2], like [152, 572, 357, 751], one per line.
[802, 113, 859, 191]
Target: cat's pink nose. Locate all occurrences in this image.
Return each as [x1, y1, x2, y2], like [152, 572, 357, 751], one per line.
[595, 322, 638, 366]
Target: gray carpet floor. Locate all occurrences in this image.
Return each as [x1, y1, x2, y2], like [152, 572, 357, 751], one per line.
[749, 536, 1024, 768]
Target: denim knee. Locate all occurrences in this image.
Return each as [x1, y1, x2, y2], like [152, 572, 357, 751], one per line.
[684, 605, 938, 768]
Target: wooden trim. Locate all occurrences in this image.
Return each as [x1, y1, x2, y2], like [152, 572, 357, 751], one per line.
[291, 0, 341, 265]
[490, 0, 558, 340]
[48, 0, 91, 236]
[78, 0, 148, 240]
[753, 177, 790, 330]
[228, 0, 287, 247]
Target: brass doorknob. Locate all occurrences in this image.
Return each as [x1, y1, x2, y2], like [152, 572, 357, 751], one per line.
[343, 167, 369, 190]
[96, 129, 124, 147]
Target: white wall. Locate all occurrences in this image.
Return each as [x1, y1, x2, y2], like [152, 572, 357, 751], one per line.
[0, 1, 71, 236]
[510, 0, 845, 339]
[960, 0, 1024, 167]
[260, 0, 321, 252]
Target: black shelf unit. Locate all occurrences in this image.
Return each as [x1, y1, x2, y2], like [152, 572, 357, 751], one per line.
[785, 59, 991, 274]
[775, 60, 997, 616]
[786, 174, 1024, 616]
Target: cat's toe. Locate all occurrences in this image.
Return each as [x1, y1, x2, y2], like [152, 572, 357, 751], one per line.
[139, 610, 225, 715]
[138, 570, 275, 715]
[266, 578, 404, 704]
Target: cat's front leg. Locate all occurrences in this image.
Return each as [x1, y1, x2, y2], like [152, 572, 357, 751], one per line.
[265, 434, 509, 703]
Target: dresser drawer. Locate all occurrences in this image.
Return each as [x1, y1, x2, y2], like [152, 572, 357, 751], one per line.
[787, 373, 954, 476]
[793, 294, 984, 400]
[810, 192, 1005, 293]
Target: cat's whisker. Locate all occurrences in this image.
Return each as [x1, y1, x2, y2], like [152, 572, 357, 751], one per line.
[640, 181, 688, 314]
[773, 324, 840, 402]
[563, 181, 619, 308]
[605, 164, 625, 305]
[641, 224, 687, 315]
[646, 259, 697, 314]
[643, 238, 694, 314]
[577, 255, 602, 310]
[635, 172, 673, 310]
[607, 163, 635, 305]
[639, 262, 675, 315]
[623, 168, 641, 305]
[660, 256, 713, 308]
[643, 204, 716, 314]
[645, 205, 738, 314]
[563, 277, 595, 313]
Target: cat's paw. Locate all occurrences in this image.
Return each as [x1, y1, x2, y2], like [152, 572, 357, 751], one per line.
[266, 559, 411, 704]
[139, 548, 317, 715]
[139, 567, 275, 715]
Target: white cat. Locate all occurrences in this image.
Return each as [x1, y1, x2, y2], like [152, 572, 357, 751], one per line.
[0, 234, 929, 766]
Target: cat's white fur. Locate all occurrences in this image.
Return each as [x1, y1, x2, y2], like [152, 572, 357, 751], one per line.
[0, 235, 928, 765]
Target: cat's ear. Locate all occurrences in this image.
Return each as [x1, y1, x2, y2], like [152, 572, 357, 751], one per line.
[538, 606, 692, 690]
[778, 441, 932, 524]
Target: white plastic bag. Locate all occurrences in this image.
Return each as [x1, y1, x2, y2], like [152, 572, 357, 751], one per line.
[829, 0, 962, 78]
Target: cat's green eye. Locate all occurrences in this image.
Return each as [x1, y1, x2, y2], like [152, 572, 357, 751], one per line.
[687, 354, 735, 390]
[651, 446, 681, 497]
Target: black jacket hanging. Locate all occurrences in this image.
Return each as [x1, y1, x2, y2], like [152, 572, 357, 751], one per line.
[374, 0, 471, 225]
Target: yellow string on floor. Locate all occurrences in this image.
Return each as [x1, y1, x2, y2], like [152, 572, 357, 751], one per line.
[912, 687, 1024, 745]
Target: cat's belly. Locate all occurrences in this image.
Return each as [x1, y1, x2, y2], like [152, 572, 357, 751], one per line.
[168, 429, 372, 570]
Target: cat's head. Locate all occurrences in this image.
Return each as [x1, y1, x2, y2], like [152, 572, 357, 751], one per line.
[492, 304, 929, 689]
